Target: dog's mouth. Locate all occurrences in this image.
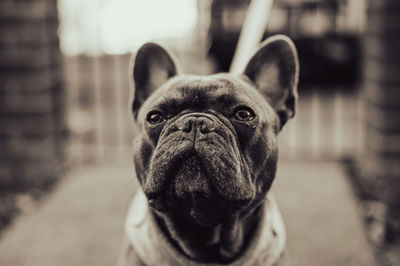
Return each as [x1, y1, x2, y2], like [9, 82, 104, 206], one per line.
[148, 152, 252, 226]
[154, 153, 223, 226]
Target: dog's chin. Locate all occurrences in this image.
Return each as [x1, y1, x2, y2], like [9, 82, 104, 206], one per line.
[168, 155, 223, 226]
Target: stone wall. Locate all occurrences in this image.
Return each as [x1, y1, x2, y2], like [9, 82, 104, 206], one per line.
[0, 0, 64, 228]
[359, 0, 400, 264]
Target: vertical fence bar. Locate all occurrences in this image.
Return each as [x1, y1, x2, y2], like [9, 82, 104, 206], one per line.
[92, 56, 104, 162]
[311, 89, 320, 156]
[333, 90, 344, 156]
[113, 54, 127, 163]
[65, 56, 83, 165]
[357, 89, 364, 155]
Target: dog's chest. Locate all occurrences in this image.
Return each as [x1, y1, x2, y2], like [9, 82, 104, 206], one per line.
[122, 189, 286, 266]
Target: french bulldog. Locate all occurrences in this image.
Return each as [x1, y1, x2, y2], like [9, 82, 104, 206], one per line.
[117, 35, 299, 266]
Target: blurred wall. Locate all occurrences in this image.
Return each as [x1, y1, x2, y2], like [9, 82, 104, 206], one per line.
[0, 0, 65, 227]
[359, 0, 400, 262]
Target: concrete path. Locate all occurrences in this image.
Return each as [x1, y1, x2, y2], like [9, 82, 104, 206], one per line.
[0, 162, 376, 266]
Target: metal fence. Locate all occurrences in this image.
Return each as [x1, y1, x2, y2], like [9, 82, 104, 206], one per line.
[61, 0, 365, 165]
[63, 52, 363, 166]
[64, 54, 133, 165]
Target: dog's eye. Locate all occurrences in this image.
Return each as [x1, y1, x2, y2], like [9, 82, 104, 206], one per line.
[146, 111, 165, 124]
[234, 107, 255, 121]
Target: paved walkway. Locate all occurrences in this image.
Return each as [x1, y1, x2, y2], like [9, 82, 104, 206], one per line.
[0, 162, 376, 266]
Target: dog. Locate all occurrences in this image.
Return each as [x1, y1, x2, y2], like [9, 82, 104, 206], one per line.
[117, 35, 299, 266]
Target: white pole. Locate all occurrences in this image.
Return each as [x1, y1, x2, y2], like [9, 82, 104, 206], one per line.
[229, 0, 274, 74]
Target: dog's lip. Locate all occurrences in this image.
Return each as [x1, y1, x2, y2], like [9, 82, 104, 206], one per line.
[144, 148, 199, 199]
[169, 151, 208, 178]
[145, 151, 210, 200]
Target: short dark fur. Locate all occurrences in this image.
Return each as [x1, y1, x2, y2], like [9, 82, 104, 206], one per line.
[129, 35, 299, 263]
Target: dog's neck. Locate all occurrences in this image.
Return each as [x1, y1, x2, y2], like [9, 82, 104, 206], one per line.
[152, 203, 264, 263]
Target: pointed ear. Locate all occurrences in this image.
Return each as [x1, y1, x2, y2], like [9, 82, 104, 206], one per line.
[243, 35, 299, 129]
[130, 42, 180, 116]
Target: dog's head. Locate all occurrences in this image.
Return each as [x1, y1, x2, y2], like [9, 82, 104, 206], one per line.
[130, 35, 298, 227]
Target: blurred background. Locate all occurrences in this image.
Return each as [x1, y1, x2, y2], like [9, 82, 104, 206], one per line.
[0, 0, 399, 265]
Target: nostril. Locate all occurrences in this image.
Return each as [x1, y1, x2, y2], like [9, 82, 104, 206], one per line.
[198, 118, 215, 134]
[199, 124, 214, 134]
[177, 120, 192, 132]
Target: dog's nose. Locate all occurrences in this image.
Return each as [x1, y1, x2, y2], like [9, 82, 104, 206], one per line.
[177, 116, 215, 135]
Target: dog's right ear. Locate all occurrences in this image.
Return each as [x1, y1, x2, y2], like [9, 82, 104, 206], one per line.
[130, 43, 179, 118]
[243, 35, 299, 129]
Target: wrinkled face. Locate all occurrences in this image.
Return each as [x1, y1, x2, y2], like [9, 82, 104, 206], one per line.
[131, 36, 298, 226]
[133, 74, 280, 226]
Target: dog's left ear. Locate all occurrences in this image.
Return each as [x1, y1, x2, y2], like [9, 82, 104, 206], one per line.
[244, 35, 299, 129]
[130, 42, 180, 117]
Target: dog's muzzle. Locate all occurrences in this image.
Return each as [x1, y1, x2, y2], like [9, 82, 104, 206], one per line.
[143, 113, 256, 212]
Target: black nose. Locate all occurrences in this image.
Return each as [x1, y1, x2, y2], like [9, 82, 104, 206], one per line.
[176, 115, 215, 135]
